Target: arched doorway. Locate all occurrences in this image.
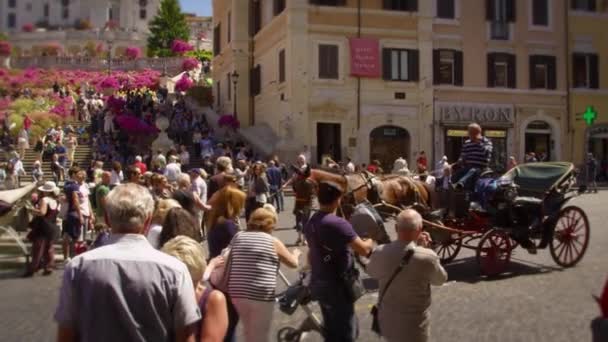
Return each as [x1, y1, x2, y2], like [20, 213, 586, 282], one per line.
[369, 126, 410, 171]
[525, 120, 552, 161]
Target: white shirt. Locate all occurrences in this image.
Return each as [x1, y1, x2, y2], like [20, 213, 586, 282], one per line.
[110, 170, 123, 185]
[164, 163, 182, 183]
[146, 224, 162, 249]
[78, 182, 91, 217]
[191, 177, 207, 204]
[179, 151, 190, 166]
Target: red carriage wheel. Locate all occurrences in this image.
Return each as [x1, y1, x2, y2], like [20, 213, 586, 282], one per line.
[549, 206, 590, 268]
[476, 229, 512, 276]
[424, 220, 462, 264]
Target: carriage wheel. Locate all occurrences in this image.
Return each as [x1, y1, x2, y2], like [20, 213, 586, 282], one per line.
[476, 229, 512, 276]
[424, 221, 462, 264]
[277, 327, 301, 342]
[549, 206, 590, 268]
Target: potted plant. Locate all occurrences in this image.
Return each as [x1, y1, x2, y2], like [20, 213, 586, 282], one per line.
[0, 40, 11, 68]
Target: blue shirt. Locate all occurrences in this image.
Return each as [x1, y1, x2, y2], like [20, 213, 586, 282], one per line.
[459, 137, 493, 168]
[266, 166, 283, 189]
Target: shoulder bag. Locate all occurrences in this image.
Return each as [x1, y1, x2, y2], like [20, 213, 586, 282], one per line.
[371, 248, 415, 335]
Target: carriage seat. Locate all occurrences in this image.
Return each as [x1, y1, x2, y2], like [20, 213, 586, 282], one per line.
[513, 196, 543, 206]
[426, 208, 446, 221]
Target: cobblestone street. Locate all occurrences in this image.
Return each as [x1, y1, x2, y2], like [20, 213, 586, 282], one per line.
[0, 192, 606, 342]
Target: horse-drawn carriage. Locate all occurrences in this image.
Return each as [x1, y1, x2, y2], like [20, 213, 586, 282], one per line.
[425, 162, 590, 276]
[300, 161, 590, 277]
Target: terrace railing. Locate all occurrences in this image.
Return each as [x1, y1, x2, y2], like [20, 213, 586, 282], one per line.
[10, 56, 185, 74]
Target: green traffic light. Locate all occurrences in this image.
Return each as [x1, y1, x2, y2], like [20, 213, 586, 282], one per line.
[583, 106, 597, 126]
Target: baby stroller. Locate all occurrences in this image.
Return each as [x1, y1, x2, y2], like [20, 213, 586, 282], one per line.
[276, 271, 323, 342]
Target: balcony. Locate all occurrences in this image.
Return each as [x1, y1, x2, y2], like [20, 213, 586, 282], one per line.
[490, 21, 510, 40]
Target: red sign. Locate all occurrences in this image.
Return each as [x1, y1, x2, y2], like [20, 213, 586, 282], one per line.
[350, 38, 380, 78]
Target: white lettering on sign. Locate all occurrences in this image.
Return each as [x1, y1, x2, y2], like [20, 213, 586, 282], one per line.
[438, 103, 515, 124]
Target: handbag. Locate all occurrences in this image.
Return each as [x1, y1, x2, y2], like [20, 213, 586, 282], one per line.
[341, 262, 365, 303]
[371, 249, 415, 335]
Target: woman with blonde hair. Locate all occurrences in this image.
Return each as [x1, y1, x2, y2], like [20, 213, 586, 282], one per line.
[146, 198, 181, 249]
[206, 186, 246, 259]
[162, 236, 229, 342]
[223, 206, 301, 342]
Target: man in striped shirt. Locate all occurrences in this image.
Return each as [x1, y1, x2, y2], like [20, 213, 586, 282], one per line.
[452, 123, 493, 191]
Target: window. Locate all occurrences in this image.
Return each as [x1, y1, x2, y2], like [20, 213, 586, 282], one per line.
[216, 81, 221, 108]
[109, 8, 113, 21]
[573, 53, 599, 89]
[433, 49, 463, 85]
[213, 24, 221, 56]
[139, 9, 147, 19]
[487, 53, 516, 88]
[437, 0, 455, 19]
[26, 3, 33, 12]
[227, 73, 231, 100]
[571, 0, 596, 11]
[227, 12, 231, 43]
[532, 0, 549, 26]
[279, 49, 286, 83]
[383, 0, 418, 11]
[44, 3, 49, 17]
[139, 0, 148, 6]
[61, 0, 69, 6]
[63, 7, 70, 19]
[8, 0, 16, 8]
[487, 0, 514, 40]
[251, 0, 261, 36]
[382, 48, 419, 82]
[7, 13, 16, 28]
[529, 55, 556, 89]
[251, 65, 261, 96]
[318, 44, 339, 80]
[310, 0, 346, 6]
[274, 0, 286, 15]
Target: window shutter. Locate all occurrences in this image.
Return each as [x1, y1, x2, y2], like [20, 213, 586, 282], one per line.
[547, 56, 557, 90]
[454, 50, 464, 86]
[507, 53, 517, 88]
[382, 0, 391, 10]
[329, 46, 339, 79]
[407, 0, 418, 12]
[383, 48, 391, 80]
[529, 55, 537, 88]
[279, 50, 286, 83]
[589, 53, 599, 89]
[486, 0, 495, 20]
[251, 65, 261, 96]
[318, 46, 326, 78]
[408, 50, 419, 81]
[337, 0, 347, 5]
[572, 53, 581, 86]
[487, 53, 496, 87]
[589, 0, 597, 11]
[432, 49, 440, 85]
[506, 0, 516, 22]
[213, 25, 221, 56]
[310, 0, 320, 5]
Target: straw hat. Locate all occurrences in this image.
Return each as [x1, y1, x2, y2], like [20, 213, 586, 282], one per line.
[38, 181, 59, 194]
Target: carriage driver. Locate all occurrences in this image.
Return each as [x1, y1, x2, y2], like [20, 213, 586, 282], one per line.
[451, 123, 493, 191]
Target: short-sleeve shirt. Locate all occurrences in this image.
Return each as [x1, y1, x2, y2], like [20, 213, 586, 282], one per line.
[55, 146, 67, 163]
[94, 184, 110, 218]
[54, 234, 201, 342]
[207, 219, 239, 259]
[63, 181, 80, 214]
[303, 212, 357, 288]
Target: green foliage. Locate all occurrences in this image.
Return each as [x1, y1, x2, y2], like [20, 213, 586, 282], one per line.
[9, 98, 54, 116]
[185, 50, 213, 63]
[147, 0, 190, 57]
[8, 98, 65, 140]
[0, 33, 7, 41]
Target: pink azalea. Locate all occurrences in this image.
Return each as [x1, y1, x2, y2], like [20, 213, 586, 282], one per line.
[218, 114, 240, 130]
[175, 74, 194, 92]
[171, 40, 194, 55]
[0, 41, 11, 56]
[22, 23, 34, 32]
[182, 57, 200, 72]
[125, 46, 142, 60]
[99, 76, 120, 90]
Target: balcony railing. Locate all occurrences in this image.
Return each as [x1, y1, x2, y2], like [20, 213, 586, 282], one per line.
[10, 56, 185, 74]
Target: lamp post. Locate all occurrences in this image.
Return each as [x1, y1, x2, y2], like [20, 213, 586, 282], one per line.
[231, 70, 239, 119]
[105, 30, 115, 75]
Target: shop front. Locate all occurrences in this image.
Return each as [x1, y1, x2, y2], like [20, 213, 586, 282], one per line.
[435, 102, 514, 173]
[585, 125, 608, 181]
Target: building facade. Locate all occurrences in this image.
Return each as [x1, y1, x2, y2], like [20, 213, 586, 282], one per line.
[568, 0, 608, 175]
[0, 0, 159, 34]
[185, 14, 213, 52]
[212, 1, 579, 169]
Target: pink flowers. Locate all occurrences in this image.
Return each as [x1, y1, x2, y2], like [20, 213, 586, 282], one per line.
[175, 74, 194, 92]
[99, 76, 120, 90]
[125, 47, 142, 60]
[218, 115, 240, 130]
[50, 96, 74, 118]
[171, 40, 194, 55]
[40, 42, 63, 57]
[22, 23, 34, 32]
[182, 57, 200, 72]
[0, 41, 11, 57]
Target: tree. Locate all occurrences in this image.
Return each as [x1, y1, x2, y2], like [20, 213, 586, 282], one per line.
[147, 0, 190, 57]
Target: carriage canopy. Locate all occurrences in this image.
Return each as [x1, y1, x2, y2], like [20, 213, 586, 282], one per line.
[503, 162, 575, 197]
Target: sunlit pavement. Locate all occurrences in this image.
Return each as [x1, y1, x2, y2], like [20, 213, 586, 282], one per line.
[0, 192, 606, 341]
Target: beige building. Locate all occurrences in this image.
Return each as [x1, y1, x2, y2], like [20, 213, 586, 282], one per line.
[185, 14, 213, 51]
[213, 0, 569, 170]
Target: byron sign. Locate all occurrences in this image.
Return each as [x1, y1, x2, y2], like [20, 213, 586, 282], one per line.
[349, 38, 380, 78]
[437, 102, 515, 125]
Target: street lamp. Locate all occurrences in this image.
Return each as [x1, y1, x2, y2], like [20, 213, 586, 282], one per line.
[105, 29, 115, 75]
[231, 70, 239, 119]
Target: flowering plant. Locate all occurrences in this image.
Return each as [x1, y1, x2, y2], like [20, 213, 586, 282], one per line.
[175, 74, 193, 92]
[182, 57, 200, 72]
[40, 42, 62, 56]
[105, 20, 119, 30]
[125, 46, 142, 60]
[0, 41, 11, 56]
[22, 23, 34, 32]
[218, 114, 240, 130]
[99, 76, 120, 90]
[171, 40, 194, 55]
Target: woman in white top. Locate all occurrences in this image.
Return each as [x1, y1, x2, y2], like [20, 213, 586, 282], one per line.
[65, 133, 78, 167]
[110, 161, 123, 186]
[222, 206, 301, 342]
[145, 199, 181, 249]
